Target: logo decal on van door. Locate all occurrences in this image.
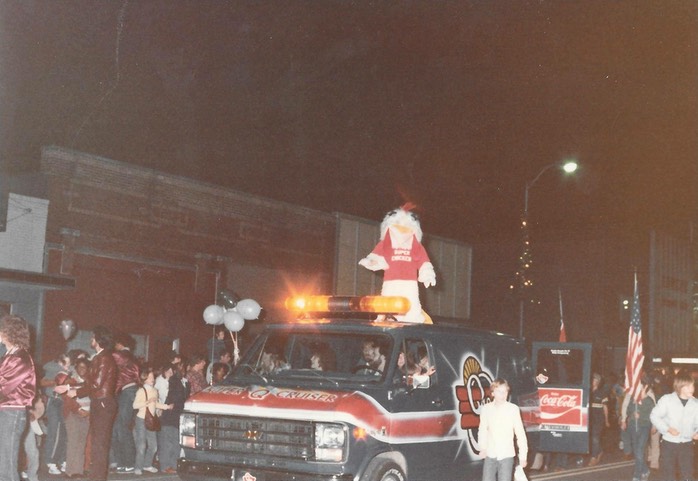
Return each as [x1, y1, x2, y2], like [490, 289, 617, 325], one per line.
[454, 355, 494, 453]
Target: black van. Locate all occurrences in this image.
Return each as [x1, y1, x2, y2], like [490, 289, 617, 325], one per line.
[177, 296, 547, 481]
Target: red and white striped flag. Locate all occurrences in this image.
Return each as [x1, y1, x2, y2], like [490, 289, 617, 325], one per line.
[558, 288, 567, 342]
[559, 319, 567, 343]
[624, 272, 645, 404]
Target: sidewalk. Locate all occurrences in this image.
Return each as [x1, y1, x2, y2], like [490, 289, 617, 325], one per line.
[36, 466, 178, 481]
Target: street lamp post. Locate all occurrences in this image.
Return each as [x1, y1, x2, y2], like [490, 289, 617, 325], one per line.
[518, 160, 578, 339]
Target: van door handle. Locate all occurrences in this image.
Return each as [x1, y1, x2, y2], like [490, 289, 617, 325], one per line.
[431, 398, 443, 407]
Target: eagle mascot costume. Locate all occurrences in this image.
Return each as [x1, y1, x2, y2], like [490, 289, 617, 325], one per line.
[359, 204, 436, 323]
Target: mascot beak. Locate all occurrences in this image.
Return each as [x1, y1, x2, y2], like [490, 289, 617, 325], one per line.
[390, 224, 413, 235]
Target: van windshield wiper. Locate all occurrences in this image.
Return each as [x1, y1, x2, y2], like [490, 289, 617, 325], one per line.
[300, 369, 339, 388]
[237, 363, 268, 384]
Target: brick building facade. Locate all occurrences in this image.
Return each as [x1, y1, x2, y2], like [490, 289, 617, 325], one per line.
[37, 146, 336, 363]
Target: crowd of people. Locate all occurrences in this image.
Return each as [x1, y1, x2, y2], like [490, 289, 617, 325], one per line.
[527, 367, 698, 481]
[0, 315, 232, 481]
[6, 313, 698, 481]
[46, 326, 195, 480]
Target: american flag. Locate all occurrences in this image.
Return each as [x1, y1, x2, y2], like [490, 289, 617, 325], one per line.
[624, 273, 645, 404]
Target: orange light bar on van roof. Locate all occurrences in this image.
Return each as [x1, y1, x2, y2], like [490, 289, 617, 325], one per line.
[285, 295, 411, 314]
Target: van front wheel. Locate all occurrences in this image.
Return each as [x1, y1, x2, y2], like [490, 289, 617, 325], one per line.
[362, 459, 406, 481]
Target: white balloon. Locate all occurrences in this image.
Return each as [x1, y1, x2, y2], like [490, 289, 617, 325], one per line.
[236, 298, 261, 321]
[59, 319, 76, 340]
[223, 310, 245, 332]
[203, 304, 225, 325]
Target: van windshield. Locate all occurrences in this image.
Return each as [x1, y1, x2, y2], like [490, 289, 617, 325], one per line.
[233, 330, 393, 384]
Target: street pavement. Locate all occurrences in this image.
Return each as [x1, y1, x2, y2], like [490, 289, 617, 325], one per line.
[32, 457, 645, 481]
[33, 460, 664, 481]
[529, 448, 661, 481]
[531, 460, 635, 481]
[36, 467, 178, 481]
[31, 444, 660, 481]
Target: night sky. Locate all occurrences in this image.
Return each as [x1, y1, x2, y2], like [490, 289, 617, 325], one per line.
[1, 2, 696, 341]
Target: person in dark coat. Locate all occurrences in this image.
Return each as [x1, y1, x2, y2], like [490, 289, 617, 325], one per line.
[588, 373, 610, 466]
[110, 330, 140, 473]
[157, 363, 188, 474]
[620, 375, 656, 481]
[56, 326, 117, 481]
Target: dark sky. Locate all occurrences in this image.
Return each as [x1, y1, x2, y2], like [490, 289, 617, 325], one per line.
[2, 0, 696, 246]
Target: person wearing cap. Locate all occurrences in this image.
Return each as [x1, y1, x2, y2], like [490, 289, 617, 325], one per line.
[588, 373, 610, 466]
[650, 370, 698, 481]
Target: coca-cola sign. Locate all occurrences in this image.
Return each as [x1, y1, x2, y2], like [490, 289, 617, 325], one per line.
[538, 387, 584, 429]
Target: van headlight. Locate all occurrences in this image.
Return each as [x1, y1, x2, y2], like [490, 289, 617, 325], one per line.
[314, 423, 346, 462]
[180, 413, 196, 448]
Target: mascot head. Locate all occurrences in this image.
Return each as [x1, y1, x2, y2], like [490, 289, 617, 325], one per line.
[379, 203, 423, 242]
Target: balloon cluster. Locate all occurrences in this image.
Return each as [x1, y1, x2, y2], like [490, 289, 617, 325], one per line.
[202, 290, 261, 332]
[203, 290, 261, 367]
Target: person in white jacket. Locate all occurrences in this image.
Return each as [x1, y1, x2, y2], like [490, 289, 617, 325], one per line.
[478, 378, 528, 481]
[649, 370, 698, 481]
[132, 367, 173, 475]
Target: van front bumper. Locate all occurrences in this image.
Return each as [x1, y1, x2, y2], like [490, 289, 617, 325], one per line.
[177, 458, 355, 481]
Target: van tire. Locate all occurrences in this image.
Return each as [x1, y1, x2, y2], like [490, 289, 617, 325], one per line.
[362, 459, 406, 481]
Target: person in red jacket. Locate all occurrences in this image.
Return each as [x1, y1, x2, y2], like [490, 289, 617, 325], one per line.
[56, 326, 117, 481]
[0, 314, 37, 481]
[110, 330, 141, 473]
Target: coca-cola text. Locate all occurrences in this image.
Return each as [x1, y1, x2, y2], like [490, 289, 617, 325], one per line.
[540, 393, 579, 408]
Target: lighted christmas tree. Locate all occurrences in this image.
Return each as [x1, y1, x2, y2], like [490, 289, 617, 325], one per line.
[511, 212, 533, 297]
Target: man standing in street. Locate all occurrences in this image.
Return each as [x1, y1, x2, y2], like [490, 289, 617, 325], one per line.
[57, 326, 117, 481]
[478, 378, 528, 481]
[111, 331, 140, 473]
[588, 373, 610, 466]
[158, 361, 187, 475]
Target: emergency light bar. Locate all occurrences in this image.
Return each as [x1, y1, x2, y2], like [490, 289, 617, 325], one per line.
[285, 295, 410, 314]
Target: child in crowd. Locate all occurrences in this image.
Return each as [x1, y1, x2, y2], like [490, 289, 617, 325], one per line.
[22, 395, 45, 481]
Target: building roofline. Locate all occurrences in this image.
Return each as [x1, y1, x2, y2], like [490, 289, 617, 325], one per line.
[0, 268, 75, 290]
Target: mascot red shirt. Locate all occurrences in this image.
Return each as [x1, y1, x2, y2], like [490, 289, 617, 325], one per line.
[359, 206, 436, 323]
[367, 230, 431, 282]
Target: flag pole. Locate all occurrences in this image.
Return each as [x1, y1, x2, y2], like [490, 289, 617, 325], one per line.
[558, 287, 563, 321]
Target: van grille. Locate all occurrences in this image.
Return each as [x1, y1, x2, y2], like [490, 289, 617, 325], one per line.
[196, 414, 315, 459]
